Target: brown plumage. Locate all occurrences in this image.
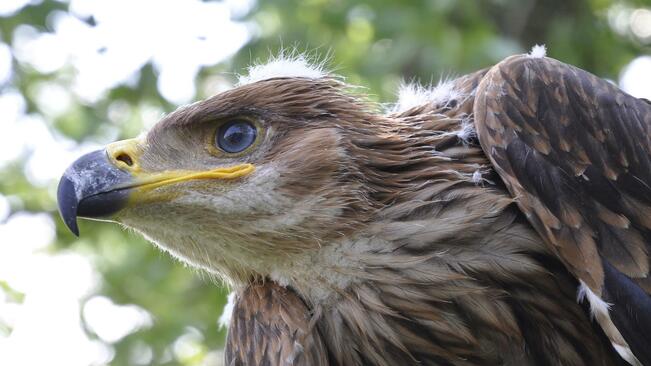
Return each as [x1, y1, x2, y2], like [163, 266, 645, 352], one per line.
[474, 55, 651, 365]
[58, 54, 651, 365]
[226, 283, 328, 365]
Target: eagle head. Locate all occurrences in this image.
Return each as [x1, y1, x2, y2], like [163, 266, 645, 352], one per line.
[57, 57, 486, 294]
[59, 63, 383, 286]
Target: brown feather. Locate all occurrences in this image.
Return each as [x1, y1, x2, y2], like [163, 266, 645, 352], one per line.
[225, 282, 328, 366]
[475, 54, 651, 365]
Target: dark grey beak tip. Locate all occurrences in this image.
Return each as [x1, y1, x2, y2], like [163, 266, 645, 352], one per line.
[57, 175, 80, 236]
[56, 149, 132, 237]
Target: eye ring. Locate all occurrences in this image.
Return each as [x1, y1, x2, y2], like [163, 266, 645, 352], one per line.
[209, 119, 260, 155]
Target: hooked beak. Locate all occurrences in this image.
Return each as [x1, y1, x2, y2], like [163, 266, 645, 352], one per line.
[57, 149, 131, 236]
[57, 138, 255, 236]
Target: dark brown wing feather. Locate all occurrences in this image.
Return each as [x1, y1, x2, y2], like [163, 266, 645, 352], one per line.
[225, 282, 328, 366]
[474, 55, 651, 365]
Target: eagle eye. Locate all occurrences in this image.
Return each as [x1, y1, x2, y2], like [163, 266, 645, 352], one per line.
[216, 120, 257, 154]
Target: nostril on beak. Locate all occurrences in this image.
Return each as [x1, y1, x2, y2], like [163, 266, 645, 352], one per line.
[106, 138, 142, 172]
[109, 149, 139, 171]
[116, 153, 134, 167]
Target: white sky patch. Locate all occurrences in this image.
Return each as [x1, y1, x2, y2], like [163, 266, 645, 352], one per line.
[12, 26, 69, 74]
[608, 5, 633, 36]
[238, 54, 329, 85]
[0, 212, 107, 366]
[630, 8, 651, 41]
[223, 0, 256, 18]
[0, 43, 13, 85]
[106, 99, 131, 124]
[0, 212, 54, 261]
[0, 86, 103, 184]
[12, 0, 250, 104]
[528, 44, 547, 58]
[0, 211, 123, 366]
[32, 81, 73, 118]
[173, 327, 205, 363]
[0, 90, 27, 166]
[620, 55, 651, 100]
[0, 0, 31, 17]
[0, 195, 10, 222]
[157, 64, 198, 106]
[0, 87, 92, 182]
[0, 295, 113, 366]
[0, 88, 25, 121]
[129, 341, 154, 365]
[18, 114, 103, 186]
[140, 103, 166, 130]
[83, 296, 153, 343]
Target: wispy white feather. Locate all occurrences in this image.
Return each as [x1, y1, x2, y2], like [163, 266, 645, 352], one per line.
[238, 53, 329, 85]
[577, 280, 611, 318]
[218, 292, 236, 328]
[528, 44, 547, 59]
[392, 78, 463, 113]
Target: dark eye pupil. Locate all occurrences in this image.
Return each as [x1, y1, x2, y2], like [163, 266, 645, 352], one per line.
[217, 120, 257, 153]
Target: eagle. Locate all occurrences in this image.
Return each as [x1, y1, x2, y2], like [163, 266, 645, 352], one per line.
[57, 50, 651, 366]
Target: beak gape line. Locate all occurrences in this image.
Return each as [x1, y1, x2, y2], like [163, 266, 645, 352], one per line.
[57, 147, 255, 236]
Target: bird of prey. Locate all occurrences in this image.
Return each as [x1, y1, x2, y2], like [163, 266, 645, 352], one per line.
[57, 49, 651, 366]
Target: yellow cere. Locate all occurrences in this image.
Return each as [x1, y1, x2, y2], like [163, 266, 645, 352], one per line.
[106, 138, 255, 203]
[107, 138, 144, 172]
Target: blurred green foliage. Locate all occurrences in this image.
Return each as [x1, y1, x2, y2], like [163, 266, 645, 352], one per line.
[0, 0, 649, 365]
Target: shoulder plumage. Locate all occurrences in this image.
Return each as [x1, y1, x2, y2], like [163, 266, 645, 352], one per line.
[474, 52, 651, 366]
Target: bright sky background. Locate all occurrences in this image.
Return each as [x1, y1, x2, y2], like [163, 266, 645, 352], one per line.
[0, 1, 649, 366]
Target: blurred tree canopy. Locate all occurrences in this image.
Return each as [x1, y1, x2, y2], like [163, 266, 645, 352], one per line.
[0, 0, 649, 365]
